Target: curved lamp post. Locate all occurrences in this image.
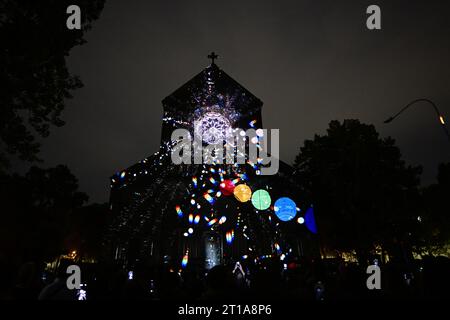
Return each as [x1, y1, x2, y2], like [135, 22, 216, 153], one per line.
[384, 98, 450, 143]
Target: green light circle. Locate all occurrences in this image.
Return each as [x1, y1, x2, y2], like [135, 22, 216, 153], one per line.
[251, 189, 271, 210]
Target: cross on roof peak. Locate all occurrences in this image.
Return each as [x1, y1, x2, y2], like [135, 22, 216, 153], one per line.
[207, 52, 219, 64]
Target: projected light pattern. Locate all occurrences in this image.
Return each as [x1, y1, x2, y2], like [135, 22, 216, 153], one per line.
[175, 205, 183, 217]
[181, 252, 189, 268]
[226, 230, 235, 244]
[204, 193, 214, 204]
[195, 112, 231, 144]
[208, 218, 218, 226]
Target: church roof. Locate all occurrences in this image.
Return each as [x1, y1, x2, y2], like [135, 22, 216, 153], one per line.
[162, 63, 263, 114]
[110, 57, 282, 191]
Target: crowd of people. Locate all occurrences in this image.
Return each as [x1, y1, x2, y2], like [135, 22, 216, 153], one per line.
[0, 255, 448, 300]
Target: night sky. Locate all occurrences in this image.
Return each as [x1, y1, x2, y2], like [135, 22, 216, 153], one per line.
[33, 0, 450, 203]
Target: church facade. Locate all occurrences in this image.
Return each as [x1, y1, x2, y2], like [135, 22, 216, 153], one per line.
[107, 55, 319, 270]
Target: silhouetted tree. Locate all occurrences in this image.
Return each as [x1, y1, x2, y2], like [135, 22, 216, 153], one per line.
[0, 0, 104, 170]
[293, 120, 422, 264]
[420, 163, 450, 254]
[65, 203, 110, 261]
[0, 165, 88, 265]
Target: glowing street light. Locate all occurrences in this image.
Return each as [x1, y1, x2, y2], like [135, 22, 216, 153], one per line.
[384, 98, 450, 144]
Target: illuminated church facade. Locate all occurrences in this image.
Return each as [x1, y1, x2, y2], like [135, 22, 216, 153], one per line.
[107, 54, 319, 269]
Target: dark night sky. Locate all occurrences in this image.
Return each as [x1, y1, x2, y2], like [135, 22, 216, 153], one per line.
[34, 0, 450, 203]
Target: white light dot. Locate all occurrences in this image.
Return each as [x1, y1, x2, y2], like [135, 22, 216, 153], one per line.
[256, 129, 264, 137]
[188, 228, 194, 234]
[297, 217, 305, 224]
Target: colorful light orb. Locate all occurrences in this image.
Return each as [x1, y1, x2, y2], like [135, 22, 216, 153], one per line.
[218, 216, 227, 225]
[219, 179, 235, 196]
[251, 189, 271, 210]
[194, 215, 200, 224]
[304, 206, 318, 234]
[188, 214, 194, 223]
[195, 112, 231, 144]
[274, 197, 297, 222]
[233, 184, 252, 202]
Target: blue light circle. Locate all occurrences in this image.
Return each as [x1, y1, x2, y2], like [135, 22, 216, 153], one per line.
[274, 197, 297, 222]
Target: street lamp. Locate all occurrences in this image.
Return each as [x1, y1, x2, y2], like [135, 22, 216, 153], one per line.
[384, 98, 450, 143]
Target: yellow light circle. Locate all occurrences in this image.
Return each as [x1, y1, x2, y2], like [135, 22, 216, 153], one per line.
[233, 184, 252, 202]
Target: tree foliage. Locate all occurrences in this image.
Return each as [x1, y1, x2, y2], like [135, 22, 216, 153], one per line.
[0, 165, 88, 263]
[420, 163, 450, 251]
[0, 0, 104, 168]
[294, 120, 422, 261]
